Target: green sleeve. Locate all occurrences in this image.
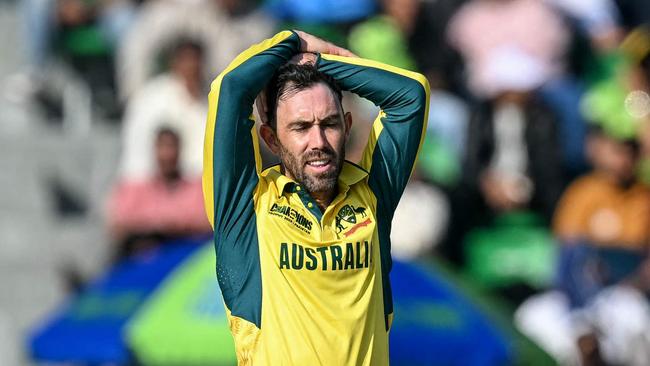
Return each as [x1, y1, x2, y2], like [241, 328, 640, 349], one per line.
[316, 54, 430, 216]
[203, 30, 300, 231]
[318, 56, 429, 328]
[202, 31, 300, 327]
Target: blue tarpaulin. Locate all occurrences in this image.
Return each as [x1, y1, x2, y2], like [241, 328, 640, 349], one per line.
[390, 261, 512, 365]
[29, 241, 514, 365]
[28, 240, 202, 364]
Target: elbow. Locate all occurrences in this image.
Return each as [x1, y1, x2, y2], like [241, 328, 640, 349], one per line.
[410, 72, 430, 105]
[395, 70, 429, 110]
[404, 73, 429, 116]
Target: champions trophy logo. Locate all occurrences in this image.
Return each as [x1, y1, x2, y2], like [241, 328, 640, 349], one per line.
[335, 205, 369, 235]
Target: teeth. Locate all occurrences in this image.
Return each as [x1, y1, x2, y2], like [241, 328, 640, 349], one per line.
[308, 160, 328, 167]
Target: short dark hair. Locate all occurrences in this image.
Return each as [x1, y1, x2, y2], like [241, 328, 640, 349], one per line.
[264, 63, 343, 129]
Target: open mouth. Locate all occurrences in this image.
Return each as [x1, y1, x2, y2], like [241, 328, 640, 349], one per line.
[305, 159, 333, 173]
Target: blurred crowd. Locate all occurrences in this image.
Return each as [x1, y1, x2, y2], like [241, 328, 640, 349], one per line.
[11, 0, 650, 365]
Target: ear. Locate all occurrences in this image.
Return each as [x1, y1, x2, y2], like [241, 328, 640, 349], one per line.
[260, 124, 280, 154]
[344, 111, 353, 140]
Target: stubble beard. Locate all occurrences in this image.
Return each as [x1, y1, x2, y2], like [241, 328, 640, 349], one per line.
[278, 142, 345, 196]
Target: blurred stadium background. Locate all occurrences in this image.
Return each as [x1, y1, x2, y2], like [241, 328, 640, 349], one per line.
[2, 0, 650, 364]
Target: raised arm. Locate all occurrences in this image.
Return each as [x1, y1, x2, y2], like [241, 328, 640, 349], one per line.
[316, 55, 430, 216]
[316, 56, 429, 330]
[203, 31, 301, 230]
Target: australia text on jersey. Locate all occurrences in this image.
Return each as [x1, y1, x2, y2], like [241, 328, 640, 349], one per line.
[279, 241, 373, 271]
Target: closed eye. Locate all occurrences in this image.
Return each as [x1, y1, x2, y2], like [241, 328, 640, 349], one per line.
[287, 113, 341, 131]
[320, 115, 342, 129]
[289, 122, 311, 131]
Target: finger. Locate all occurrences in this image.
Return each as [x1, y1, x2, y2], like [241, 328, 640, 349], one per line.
[290, 53, 318, 65]
[295, 30, 357, 58]
[329, 45, 357, 58]
[316, 39, 356, 58]
[295, 30, 341, 55]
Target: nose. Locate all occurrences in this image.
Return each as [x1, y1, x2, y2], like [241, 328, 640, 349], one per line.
[308, 125, 329, 150]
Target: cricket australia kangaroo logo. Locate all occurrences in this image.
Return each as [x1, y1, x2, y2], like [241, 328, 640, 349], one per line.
[335, 204, 371, 237]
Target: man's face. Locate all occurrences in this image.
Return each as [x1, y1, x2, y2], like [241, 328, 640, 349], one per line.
[155, 131, 180, 179]
[270, 83, 350, 195]
[171, 45, 203, 84]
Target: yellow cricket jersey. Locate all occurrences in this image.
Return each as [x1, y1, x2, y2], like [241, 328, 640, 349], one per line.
[203, 31, 430, 365]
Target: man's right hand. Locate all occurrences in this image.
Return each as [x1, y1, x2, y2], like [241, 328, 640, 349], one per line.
[256, 31, 355, 125]
[294, 30, 357, 58]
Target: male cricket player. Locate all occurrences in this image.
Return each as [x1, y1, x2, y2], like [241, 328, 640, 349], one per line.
[203, 30, 429, 365]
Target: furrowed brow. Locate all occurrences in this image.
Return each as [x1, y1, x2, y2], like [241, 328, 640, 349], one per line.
[320, 113, 342, 124]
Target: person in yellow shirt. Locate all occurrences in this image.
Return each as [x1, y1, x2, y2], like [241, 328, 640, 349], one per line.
[202, 30, 429, 364]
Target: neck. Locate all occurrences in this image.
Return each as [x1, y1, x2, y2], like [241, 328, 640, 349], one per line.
[280, 165, 337, 212]
[595, 170, 634, 188]
[311, 189, 336, 212]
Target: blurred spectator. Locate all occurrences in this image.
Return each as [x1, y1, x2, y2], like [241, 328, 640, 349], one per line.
[447, 0, 592, 173]
[108, 127, 211, 261]
[21, 0, 135, 73]
[117, 0, 273, 102]
[443, 89, 564, 265]
[349, 0, 469, 186]
[517, 127, 650, 366]
[11, 0, 136, 116]
[119, 38, 207, 180]
[447, 0, 570, 99]
[55, 0, 135, 46]
[554, 127, 648, 306]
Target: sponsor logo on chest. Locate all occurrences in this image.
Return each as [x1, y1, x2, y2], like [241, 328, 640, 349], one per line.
[268, 203, 313, 234]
